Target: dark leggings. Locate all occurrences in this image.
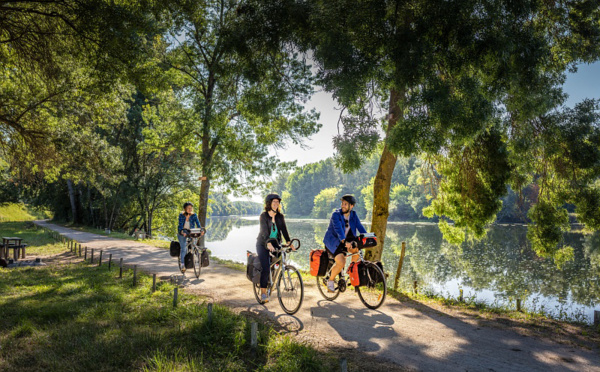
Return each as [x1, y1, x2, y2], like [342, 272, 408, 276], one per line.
[256, 240, 280, 289]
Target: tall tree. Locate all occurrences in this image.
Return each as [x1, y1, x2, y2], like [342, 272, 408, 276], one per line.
[304, 0, 600, 261]
[159, 0, 320, 229]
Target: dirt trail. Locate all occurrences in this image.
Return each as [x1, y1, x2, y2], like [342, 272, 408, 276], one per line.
[35, 221, 600, 372]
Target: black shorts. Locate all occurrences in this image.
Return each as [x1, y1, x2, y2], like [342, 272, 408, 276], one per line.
[332, 241, 356, 257]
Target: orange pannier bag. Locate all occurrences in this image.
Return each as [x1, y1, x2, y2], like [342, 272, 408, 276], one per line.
[347, 261, 363, 287]
[310, 249, 328, 276]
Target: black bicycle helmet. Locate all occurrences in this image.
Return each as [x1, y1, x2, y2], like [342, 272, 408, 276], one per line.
[265, 193, 282, 203]
[340, 194, 357, 206]
[182, 202, 194, 210]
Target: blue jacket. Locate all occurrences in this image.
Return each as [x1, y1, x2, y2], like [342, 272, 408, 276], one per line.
[323, 209, 367, 253]
[178, 213, 201, 235]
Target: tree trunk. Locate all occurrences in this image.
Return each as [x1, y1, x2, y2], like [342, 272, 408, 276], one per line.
[66, 179, 78, 224]
[364, 88, 401, 262]
[87, 185, 95, 227]
[147, 211, 153, 238]
[198, 177, 210, 246]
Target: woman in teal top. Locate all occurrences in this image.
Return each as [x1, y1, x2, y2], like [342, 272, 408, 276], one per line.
[256, 194, 291, 303]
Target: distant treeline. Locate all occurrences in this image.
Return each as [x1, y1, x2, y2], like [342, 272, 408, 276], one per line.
[209, 193, 262, 216]
[269, 153, 540, 224]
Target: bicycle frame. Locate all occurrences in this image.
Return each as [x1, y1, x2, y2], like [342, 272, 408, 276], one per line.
[266, 247, 296, 294]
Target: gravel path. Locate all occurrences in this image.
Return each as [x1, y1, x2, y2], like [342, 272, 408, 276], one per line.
[35, 221, 600, 372]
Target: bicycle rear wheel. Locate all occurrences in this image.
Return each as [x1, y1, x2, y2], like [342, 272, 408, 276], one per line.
[193, 249, 201, 278]
[277, 265, 304, 315]
[356, 262, 387, 309]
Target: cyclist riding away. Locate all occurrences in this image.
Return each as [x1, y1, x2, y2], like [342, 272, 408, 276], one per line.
[177, 202, 204, 273]
[256, 193, 294, 303]
[323, 194, 367, 292]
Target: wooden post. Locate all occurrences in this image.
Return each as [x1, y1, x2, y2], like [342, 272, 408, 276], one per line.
[84, 247, 88, 261]
[152, 273, 156, 292]
[393, 241, 407, 291]
[78, 244, 81, 257]
[208, 303, 213, 323]
[108, 254, 112, 270]
[250, 322, 258, 349]
[594, 310, 600, 327]
[459, 289, 464, 302]
[413, 280, 418, 294]
[516, 299, 522, 312]
[91, 249, 94, 264]
[173, 287, 178, 307]
[340, 358, 348, 372]
[119, 258, 123, 278]
[98, 250, 103, 266]
[133, 265, 137, 286]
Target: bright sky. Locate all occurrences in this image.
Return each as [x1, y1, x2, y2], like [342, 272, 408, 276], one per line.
[238, 61, 600, 203]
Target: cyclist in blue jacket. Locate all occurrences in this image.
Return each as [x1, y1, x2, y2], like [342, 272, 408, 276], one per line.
[177, 202, 203, 273]
[323, 194, 367, 292]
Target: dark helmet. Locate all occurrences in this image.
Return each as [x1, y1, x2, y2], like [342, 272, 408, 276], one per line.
[340, 194, 357, 206]
[182, 202, 194, 210]
[265, 193, 282, 203]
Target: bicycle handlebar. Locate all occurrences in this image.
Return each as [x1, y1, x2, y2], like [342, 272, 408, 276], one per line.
[268, 238, 301, 257]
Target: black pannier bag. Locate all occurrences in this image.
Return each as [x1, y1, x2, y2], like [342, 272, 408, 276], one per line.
[184, 252, 194, 268]
[356, 233, 378, 249]
[246, 251, 262, 284]
[201, 249, 210, 267]
[169, 241, 180, 257]
[359, 261, 384, 286]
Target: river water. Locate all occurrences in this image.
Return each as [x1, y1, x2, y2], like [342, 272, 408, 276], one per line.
[201, 216, 600, 324]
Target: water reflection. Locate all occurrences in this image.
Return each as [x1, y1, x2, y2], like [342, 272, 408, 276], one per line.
[205, 216, 600, 323]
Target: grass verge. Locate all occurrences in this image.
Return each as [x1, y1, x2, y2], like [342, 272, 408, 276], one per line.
[0, 262, 335, 371]
[0, 221, 66, 257]
[388, 288, 600, 349]
[0, 203, 52, 222]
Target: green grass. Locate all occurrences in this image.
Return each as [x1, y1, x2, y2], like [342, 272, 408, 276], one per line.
[0, 203, 52, 222]
[0, 221, 66, 257]
[0, 263, 334, 372]
[51, 222, 172, 248]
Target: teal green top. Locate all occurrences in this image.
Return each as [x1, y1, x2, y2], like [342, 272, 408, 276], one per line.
[269, 223, 278, 239]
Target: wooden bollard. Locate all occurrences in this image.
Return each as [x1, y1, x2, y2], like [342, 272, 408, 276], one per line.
[459, 289, 464, 302]
[91, 249, 94, 264]
[108, 254, 112, 270]
[208, 303, 213, 323]
[173, 287, 178, 307]
[340, 358, 348, 372]
[393, 241, 407, 292]
[516, 299, 522, 312]
[98, 250, 103, 266]
[78, 244, 81, 257]
[133, 265, 137, 286]
[84, 247, 88, 260]
[250, 322, 258, 349]
[413, 280, 418, 294]
[119, 258, 123, 278]
[594, 310, 600, 327]
[152, 273, 156, 292]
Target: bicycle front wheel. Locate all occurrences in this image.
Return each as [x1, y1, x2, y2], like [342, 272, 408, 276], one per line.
[356, 262, 387, 310]
[193, 249, 201, 278]
[253, 282, 265, 304]
[277, 265, 304, 315]
[316, 274, 340, 301]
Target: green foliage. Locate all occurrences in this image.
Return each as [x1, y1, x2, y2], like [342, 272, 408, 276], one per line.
[312, 187, 341, 218]
[302, 0, 600, 263]
[427, 128, 512, 241]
